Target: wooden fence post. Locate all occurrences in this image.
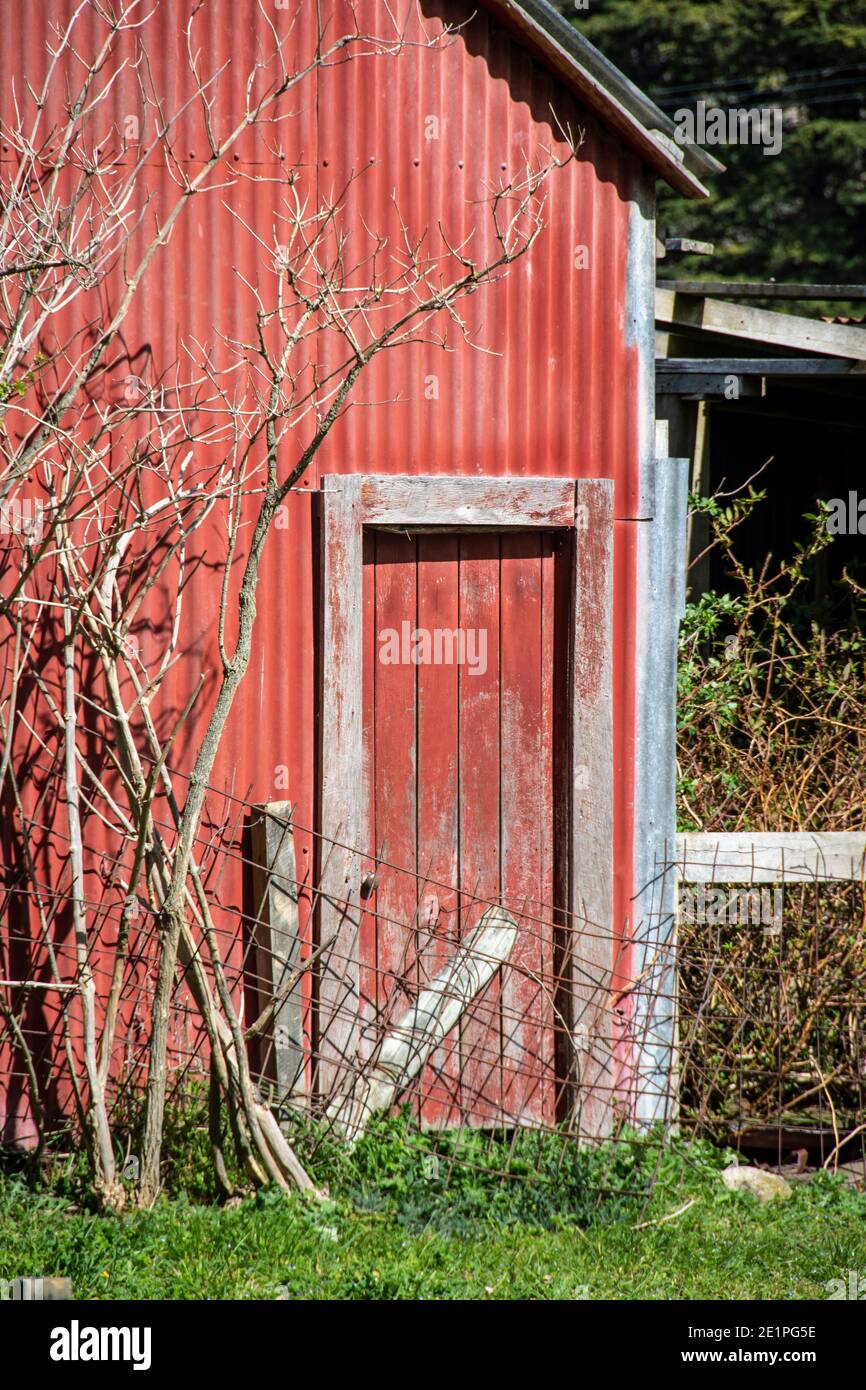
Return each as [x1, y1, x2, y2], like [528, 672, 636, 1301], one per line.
[250, 801, 305, 1103]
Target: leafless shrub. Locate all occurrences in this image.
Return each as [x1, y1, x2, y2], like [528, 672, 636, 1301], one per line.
[0, 0, 577, 1206]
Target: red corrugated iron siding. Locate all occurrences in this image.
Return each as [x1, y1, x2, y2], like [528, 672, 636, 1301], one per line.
[0, 0, 641, 1139]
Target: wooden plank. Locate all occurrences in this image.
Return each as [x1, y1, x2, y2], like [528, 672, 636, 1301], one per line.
[662, 282, 866, 301]
[727, 1122, 863, 1159]
[372, 532, 418, 1040]
[360, 475, 575, 529]
[663, 238, 714, 256]
[656, 358, 863, 377]
[458, 532, 503, 1123]
[654, 329, 698, 358]
[676, 833, 866, 883]
[318, 476, 365, 1098]
[539, 533, 558, 1125]
[568, 478, 614, 1140]
[250, 801, 304, 1101]
[358, 532, 378, 1064]
[327, 909, 518, 1141]
[655, 288, 866, 362]
[415, 533, 462, 1127]
[657, 374, 764, 397]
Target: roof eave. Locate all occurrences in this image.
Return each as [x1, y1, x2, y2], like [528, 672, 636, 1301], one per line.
[480, 0, 717, 198]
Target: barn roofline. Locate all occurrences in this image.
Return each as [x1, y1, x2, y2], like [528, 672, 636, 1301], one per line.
[480, 0, 723, 198]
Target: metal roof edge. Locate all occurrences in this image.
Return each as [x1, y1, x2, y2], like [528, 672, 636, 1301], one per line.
[480, 0, 722, 198]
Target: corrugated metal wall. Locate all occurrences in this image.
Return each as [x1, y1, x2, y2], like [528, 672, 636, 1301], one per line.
[0, 0, 644, 1137]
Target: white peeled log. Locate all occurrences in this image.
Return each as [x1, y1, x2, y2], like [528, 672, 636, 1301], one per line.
[327, 907, 518, 1141]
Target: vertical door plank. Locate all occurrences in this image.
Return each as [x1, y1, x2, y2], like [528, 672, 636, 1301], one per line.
[415, 534, 461, 1126]
[538, 534, 558, 1125]
[457, 534, 503, 1123]
[373, 533, 419, 1036]
[500, 533, 550, 1126]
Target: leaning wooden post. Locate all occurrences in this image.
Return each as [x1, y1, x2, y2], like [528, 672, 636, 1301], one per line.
[326, 907, 518, 1142]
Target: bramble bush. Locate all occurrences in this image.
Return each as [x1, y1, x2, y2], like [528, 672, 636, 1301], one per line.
[677, 492, 866, 1136]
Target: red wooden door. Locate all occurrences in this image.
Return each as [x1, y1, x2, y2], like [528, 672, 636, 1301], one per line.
[361, 529, 566, 1129]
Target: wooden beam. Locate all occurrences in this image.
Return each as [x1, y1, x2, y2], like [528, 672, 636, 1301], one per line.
[676, 833, 866, 884]
[655, 288, 866, 362]
[663, 238, 714, 256]
[657, 357, 864, 377]
[654, 329, 696, 357]
[657, 373, 765, 397]
[661, 282, 866, 301]
[250, 801, 305, 1101]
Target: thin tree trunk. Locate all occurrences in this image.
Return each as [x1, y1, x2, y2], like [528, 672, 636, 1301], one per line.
[62, 603, 118, 1207]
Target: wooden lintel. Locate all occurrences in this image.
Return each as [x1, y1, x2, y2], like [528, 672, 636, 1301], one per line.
[358, 476, 576, 529]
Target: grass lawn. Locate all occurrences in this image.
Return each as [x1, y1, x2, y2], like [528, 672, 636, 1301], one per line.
[2, 1126, 865, 1300]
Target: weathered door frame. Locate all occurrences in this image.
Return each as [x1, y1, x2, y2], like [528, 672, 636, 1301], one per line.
[318, 474, 614, 1136]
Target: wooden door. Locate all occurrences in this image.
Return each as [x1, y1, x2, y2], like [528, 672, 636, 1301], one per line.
[318, 475, 613, 1138]
[360, 529, 567, 1128]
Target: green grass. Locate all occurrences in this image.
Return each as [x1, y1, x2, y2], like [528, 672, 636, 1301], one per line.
[2, 1124, 865, 1300]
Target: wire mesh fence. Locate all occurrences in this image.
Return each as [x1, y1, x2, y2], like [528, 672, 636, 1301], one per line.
[676, 872, 866, 1177]
[3, 755, 866, 1202]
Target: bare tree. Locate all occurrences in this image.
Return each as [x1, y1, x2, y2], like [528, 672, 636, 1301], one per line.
[0, 0, 576, 1208]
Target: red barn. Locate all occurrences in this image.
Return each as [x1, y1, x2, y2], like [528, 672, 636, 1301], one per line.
[0, 0, 716, 1151]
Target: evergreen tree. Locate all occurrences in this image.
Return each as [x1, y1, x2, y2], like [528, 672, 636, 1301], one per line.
[564, 0, 866, 309]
